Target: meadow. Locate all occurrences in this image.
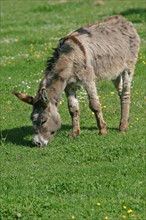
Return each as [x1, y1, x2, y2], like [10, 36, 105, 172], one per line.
[0, 0, 146, 219]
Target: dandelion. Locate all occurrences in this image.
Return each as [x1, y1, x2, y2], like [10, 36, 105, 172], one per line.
[104, 216, 108, 220]
[71, 215, 75, 219]
[136, 118, 139, 121]
[127, 209, 133, 214]
[123, 205, 127, 209]
[60, 100, 63, 105]
[97, 202, 101, 206]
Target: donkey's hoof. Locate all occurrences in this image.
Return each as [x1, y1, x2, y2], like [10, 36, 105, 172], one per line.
[119, 125, 127, 133]
[99, 129, 107, 135]
[119, 128, 127, 133]
[69, 129, 80, 138]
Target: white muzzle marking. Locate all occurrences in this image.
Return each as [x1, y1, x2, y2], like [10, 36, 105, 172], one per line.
[33, 135, 48, 147]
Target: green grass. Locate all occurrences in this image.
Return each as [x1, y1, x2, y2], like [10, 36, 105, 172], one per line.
[0, 0, 146, 219]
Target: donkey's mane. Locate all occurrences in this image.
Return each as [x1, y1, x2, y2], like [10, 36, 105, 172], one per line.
[46, 47, 60, 72]
[45, 37, 74, 74]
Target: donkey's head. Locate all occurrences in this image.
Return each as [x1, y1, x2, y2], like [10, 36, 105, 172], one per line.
[13, 88, 61, 147]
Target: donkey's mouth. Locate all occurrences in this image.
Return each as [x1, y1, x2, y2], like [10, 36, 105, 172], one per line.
[33, 135, 48, 147]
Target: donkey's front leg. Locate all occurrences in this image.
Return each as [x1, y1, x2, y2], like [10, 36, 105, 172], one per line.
[85, 82, 107, 135]
[65, 87, 80, 138]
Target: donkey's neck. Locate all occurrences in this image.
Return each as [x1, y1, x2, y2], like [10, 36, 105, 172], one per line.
[40, 75, 66, 105]
[49, 78, 66, 103]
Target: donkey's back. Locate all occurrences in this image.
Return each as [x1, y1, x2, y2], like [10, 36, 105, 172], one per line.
[64, 15, 140, 81]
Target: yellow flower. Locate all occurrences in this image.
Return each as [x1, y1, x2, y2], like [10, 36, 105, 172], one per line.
[127, 209, 133, 214]
[122, 215, 127, 219]
[104, 217, 108, 220]
[123, 205, 127, 209]
[72, 215, 75, 219]
[59, 100, 63, 105]
[97, 202, 101, 206]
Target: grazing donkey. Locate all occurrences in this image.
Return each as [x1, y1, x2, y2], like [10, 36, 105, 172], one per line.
[13, 15, 140, 146]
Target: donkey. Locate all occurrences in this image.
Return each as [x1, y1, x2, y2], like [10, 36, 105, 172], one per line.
[13, 15, 140, 146]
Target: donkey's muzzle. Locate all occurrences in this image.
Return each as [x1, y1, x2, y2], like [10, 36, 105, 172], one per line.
[33, 135, 48, 147]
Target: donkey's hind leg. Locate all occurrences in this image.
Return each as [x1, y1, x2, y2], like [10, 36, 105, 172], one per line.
[65, 86, 80, 138]
[113, 70, 133, 132]
[85, 82, 107, 135]
[119, 69, 133, 132]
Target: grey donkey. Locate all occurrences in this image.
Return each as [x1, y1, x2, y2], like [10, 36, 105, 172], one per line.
[13, 15, 140, 146]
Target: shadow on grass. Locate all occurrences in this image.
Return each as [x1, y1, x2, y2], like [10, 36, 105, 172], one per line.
[1, 126, 33, 147]
[120, 8, 146, 23]
[0, 125, 72, 147]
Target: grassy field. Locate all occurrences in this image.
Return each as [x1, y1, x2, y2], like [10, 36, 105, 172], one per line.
[0, 0, 146, 219]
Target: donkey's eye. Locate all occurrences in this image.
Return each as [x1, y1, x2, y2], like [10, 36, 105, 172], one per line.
[41, 119, 47, 125]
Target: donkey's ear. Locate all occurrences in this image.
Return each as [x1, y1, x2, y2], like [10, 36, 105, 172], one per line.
[12, 90, 34, 105]
[41, 87, 49, 104]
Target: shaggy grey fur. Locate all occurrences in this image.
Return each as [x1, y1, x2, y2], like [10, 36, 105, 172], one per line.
[13, 15, 140, 146]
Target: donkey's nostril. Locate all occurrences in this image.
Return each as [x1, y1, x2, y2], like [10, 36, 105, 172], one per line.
[36, 141, 42, 147]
